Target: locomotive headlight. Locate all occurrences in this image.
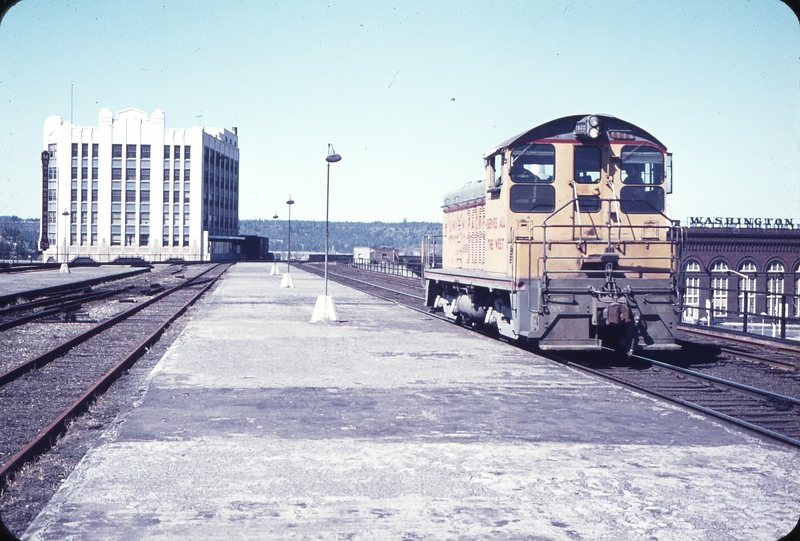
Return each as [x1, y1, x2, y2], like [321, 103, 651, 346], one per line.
[574, 115, 603, 140]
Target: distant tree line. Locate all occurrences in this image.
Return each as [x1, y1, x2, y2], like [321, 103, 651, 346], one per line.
[0, 216, 41, 259]
[239, 219, 442, 255]
[0, 216, 443, 258]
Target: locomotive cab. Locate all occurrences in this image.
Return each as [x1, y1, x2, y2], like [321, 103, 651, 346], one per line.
[425, 114, 682, 353]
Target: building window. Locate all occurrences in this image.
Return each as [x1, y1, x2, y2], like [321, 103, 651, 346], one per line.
[72, 143, 78, 157]
[139, 234, 149, 246]
[72, 167, 78, 180]
[141, 168, 150, 181]
[710, 261, 729, 318]
[92, 143, 98, 158]
[112, 144, 122, 158]
[48, 143, 57, 159]
[140, 190, 150, 202]
[737, 262, 757, 317]
[81, 167, 88, 180]
[141, 145, 151, 159]
[174, 145, 181, 160]
[126, 190, 136, 202]
[127, 144, 137, 159]
[184, 146, 191, 159]
[126, 168, 136, 181]
[81, 143, 88, 156]
[795, 264, 800, 318]
[92, 167, 98, 180]
[767, 262, 785, 317]
[184, 169, 191, 181]
[112, 168, 122, 180]
[164, 169, 170, 181]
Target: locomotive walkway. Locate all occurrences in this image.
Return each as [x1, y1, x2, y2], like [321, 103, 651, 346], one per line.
[21, 264, 800, 540]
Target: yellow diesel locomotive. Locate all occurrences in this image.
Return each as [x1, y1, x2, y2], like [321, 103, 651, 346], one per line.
[424, 114, 681, 352]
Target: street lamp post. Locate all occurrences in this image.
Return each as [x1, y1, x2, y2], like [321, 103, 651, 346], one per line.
[324, 144, 341, 296]
[270, 212, 280, 275]
[60, 209, 70, 274]
[281, 197, 295, 288]
[311, 144, 342, 322]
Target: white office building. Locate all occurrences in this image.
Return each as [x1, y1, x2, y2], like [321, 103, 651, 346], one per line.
[40, 108, 241, 263]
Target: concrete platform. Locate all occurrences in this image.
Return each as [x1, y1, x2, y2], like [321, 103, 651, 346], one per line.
[22, 264, 800, 540]
[0, 266, 148, 304]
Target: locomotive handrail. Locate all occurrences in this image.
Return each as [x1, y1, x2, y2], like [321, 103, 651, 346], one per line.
[537, 197, 679, 277]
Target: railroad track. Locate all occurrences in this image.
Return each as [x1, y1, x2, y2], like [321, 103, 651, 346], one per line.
[308, 263, 800, 448]
[0, 263, 230, 489]
[0, 286, 135, 331]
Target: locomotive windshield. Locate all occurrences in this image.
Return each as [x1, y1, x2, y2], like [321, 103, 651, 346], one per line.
[510, 144, 554, 183]
[510, 185, 556, 213]
[574, 146, 601, 183]
[620, 145, 664, 184]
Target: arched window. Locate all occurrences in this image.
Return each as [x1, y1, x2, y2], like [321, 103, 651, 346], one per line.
[795, 263, 800, 318]
[710, 261, 729, 318]
[684, 262, 701, 322]
[767, 262, 785, 317]
[738, 262, 757, 316]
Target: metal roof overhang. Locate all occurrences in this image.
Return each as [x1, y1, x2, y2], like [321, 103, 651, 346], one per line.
[208, 235, 246, 241]
[482, 114, 667, 158]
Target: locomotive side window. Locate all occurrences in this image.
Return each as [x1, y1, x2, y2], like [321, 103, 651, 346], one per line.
[510, 184, 555, 213]
[574, 146, 601, 183]
[621, 145, 664, 184]
[619, 186, 664, 213]
[510, 144, 554, 183]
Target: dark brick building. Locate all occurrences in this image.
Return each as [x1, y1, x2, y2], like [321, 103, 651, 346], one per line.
[680, 223, 800, 325]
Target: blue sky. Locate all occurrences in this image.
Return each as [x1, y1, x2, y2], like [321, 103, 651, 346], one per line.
[1, 0, 798, 223]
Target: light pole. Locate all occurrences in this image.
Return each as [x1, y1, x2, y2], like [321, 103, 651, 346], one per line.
[311, 144, 342, 322]
[324, 144, 341, 295]
[270, 212, 280, 275]
[60, 209, 70, 274]
[281, 197, 295, 288]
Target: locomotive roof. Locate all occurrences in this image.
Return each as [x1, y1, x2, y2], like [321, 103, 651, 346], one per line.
[483, 114, 667, 158]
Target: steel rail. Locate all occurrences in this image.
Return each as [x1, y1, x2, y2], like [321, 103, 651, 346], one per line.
[299, 264, 425, 301]
[0, 264, 223, 388]
[0, 287, 132, 332]
[546, 347, 800, 449]
[312, 264, 800, 448]
[627, 349, 800, 407]
[0, 263, 229, 490]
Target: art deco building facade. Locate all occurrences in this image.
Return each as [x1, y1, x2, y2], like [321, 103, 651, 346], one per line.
[40, 108, 240, 262]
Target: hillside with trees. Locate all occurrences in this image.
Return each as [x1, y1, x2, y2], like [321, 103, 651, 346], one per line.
[239, 219, 442, 255]
[0, 217, 442, 258]
[0, 216, 40, 260]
